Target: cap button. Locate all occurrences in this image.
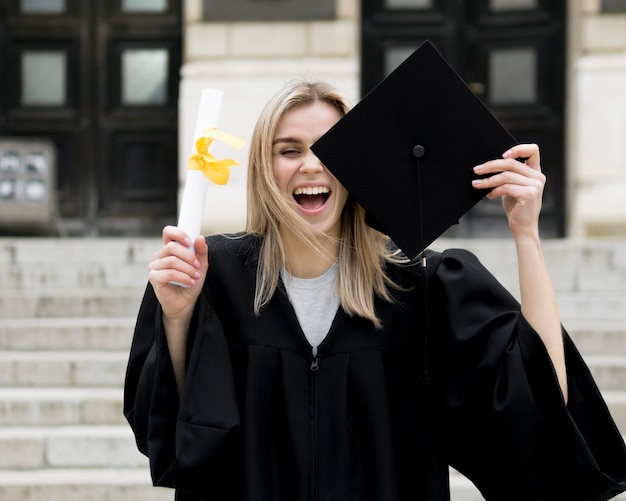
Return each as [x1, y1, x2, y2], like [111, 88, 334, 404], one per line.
[412, 145, 425, 158]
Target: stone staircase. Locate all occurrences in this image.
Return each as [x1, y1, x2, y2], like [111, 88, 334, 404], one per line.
[0, 236, 625, 501]
[0, 238, 171, 500]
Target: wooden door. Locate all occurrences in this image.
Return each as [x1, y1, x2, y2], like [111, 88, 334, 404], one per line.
[0, 0, 181, 235]
[361, 0, 566, 238]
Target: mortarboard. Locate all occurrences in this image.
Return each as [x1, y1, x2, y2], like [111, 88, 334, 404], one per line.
[311, 40, 517, 260]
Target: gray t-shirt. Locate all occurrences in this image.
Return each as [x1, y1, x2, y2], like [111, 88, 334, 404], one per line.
[280, 261, 340, 355]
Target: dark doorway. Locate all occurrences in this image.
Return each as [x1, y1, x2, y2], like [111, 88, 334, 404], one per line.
[361, 0, 566, 238]
[0, 0, 181, 236]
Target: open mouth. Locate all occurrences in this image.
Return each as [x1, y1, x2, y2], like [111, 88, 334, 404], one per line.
[293, 186, 330, 210]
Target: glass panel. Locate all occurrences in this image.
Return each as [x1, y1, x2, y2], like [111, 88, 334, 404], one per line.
[24, 179, 46, 202]
[203, 0, 334, 20]
[21, 51, 67, 106]
[601, 0, 626, 13]
[489, 47, 536, 105]
[385, 47, 416, 77]
[20, 0, 65, 13]
[0, 152, 20, 173]
[24, 153, 47, 176]
[0, 151, 19, 201]
[0, 178, 18, 201]
[490, 0, 538, 11]
[385, 0, 432, 8]
[122, 0, 168, 12]
[121, 49, 169, 105]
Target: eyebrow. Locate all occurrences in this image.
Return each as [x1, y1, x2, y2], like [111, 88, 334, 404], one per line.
[272, 136, 300, 147]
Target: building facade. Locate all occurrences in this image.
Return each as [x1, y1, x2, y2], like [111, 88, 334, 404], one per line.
[1, 0, 625, 240]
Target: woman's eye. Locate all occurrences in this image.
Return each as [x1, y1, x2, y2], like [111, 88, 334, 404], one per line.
[281, 148, 301, 156]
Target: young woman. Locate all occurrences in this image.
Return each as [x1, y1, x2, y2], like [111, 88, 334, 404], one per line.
[124, 80, 626, 501]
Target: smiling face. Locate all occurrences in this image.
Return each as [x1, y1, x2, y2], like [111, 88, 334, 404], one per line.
[272, 101, 349, 239]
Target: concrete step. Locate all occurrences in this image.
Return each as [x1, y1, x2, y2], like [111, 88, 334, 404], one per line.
[0, 425, 144, 470]
[0, 351, 127, 387]
[0, 435, 619, 500]
[558, 294, 626, 322]
[0, 262, 150, 290]
[0, 468, 172, 501]
[0, 388, 124, 426]
[0, 237, 159, 290]
[0, 317, 136, 351]
[2, 237, 626, 294]
[0, 289, 144, 318]
[587, 355, 626, 391]
[0, 467, 621, 501]
[0, 347, 624, 395]
[436, 237, 626, 293]
[448, 467, 626, 500]
[0, 384, 621, 432]
[0, 316, 623, 353]
[605, 391, 626, 433]
[566, 320, 626, 355]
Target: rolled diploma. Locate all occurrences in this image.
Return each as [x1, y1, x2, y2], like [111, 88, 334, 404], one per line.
[177, 88, 224, 244]
[170, 88, 223, 287]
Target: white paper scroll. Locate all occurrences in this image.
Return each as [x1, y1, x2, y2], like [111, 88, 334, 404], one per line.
[170, 88, 223, 287]
[177, 88, 224, 244]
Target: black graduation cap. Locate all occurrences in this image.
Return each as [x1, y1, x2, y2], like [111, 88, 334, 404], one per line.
[311, 40, 518, 260]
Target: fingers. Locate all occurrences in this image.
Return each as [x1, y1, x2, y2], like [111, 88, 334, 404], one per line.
[193, 235, 209, 266]
[472, 143, 544, 189]
[502, 143, 540, 171]
[472, 166, 545, 197]
[162, 225, 192, 247]
[481, 174, 544, 203]
[150, 228, 206, 288]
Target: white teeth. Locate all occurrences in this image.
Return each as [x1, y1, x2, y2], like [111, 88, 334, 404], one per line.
[293, 186, 330, 196]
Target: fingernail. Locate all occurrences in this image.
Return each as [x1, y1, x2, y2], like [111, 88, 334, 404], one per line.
[472, 179, 483, 186]
[184, 237, 192, 246]
[473, 164, 484, 173]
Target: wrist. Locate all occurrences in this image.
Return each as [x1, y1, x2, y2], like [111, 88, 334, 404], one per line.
[162, 308, 194, 331]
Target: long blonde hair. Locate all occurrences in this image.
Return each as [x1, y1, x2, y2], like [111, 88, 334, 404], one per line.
[245, 80, 404, 329]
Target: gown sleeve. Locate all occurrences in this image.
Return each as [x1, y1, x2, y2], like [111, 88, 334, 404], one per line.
[424, 248, 626, 501]
[123, 283, 241, 496]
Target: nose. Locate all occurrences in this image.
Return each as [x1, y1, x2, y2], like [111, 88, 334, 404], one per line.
[300, 149, 324, 173]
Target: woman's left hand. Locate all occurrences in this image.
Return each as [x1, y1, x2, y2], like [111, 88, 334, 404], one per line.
[471, 143, 545, 239]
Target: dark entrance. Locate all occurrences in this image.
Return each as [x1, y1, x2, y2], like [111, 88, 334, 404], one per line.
[361, 0, 566, 238]
[0, 0, 181, 236]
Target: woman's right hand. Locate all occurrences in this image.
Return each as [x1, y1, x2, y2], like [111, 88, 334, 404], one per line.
[148, 225, 209, 320]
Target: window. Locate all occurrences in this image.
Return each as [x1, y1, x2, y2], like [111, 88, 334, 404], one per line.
[121, 48, 169, 105]
[202, 0, 335, 21]
[21, 51, 67, 106]
[601, 0, 626, 12]
[121, 0, 168, 13]
[489, 0, 537, 11]
[20, 0, 66, 14]
[489, 47, 537, 105]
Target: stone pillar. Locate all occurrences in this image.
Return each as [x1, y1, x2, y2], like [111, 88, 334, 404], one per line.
[571, 2, 626, 237]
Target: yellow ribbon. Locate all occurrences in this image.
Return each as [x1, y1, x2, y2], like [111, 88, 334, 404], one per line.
[188, 127, 245, 185]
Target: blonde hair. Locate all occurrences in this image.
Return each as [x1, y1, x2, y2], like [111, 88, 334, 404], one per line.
[245, 80, 404, 329]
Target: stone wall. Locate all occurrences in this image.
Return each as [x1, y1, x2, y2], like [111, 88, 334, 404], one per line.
[570, 0, 626, 237]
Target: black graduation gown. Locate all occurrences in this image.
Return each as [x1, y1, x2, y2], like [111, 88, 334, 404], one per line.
[124, 233, 626, 501]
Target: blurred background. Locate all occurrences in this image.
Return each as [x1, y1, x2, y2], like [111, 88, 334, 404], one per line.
[0, 0, 625, 500]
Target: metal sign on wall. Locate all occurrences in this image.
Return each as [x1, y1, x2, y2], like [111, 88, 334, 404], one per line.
[0, 137, 56, 226]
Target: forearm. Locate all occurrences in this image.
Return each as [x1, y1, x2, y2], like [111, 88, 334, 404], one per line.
[515, 234, 568, 401]
[162, 313, 192, 397]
